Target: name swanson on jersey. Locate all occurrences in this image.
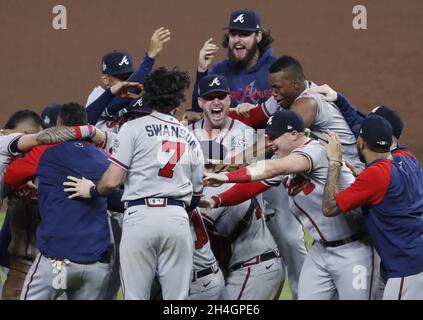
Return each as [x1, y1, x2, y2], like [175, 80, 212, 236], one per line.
[145, 124, 196, 147]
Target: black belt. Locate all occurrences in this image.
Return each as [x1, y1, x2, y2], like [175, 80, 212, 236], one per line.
[318, 233, 363, 248]
[124, 198, 185, 209]
[192, 263, 219, 282]
[231, 250, 280, 271]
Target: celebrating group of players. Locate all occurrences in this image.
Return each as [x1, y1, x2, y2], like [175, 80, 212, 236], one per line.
[0, 8, 422, 300]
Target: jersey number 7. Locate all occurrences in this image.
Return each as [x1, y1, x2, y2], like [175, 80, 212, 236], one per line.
[158, 140, 186, 178]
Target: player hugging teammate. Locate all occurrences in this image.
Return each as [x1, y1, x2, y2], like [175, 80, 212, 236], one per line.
[0, 8, 422, 301]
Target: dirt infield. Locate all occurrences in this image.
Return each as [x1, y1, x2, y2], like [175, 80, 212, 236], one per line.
[0, 0, 422, 157]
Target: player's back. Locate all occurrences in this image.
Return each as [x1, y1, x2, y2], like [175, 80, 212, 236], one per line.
[364, 151, 423, 277]
[297, 82, 361, 167]
[36, 141, 111, 263]
[115, 111, 204, 205]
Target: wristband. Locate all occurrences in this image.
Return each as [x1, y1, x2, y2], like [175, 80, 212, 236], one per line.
[74, 125, 97, 140]
[225, 167, 252, 183]
[89, 185, 102, 198]
[211, 195, 221, 208]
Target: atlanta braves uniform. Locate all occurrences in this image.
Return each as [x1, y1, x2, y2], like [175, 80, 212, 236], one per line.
[188, 117, 256, 159]
[4, 142, 115, 300]
[201, 183, 284, 300]
[111, 111, 204, 300]
[335, 149, 423, 300]
[189, 209, 224, 300]
[265, 139, 378, 299]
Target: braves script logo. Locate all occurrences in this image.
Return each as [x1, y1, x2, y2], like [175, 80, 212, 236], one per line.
[118, 56, 129, 66]
[209, 77, 221, 86]
[283, 175, 316, 196]
[233, 14, 245, 23]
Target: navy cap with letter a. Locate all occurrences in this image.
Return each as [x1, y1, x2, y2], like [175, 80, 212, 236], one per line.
[225, 9, 261, 32]
[101, 50, 134, 76]
[265, 110, 305, 137]
[41, 104, 62, 128]
[360, 115, 393, 152]
[198, 75, 231, 97]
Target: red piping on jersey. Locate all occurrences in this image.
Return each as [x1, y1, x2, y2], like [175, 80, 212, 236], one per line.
[218, 119, 235, 144]
[147, 114, 180, 126]
[398, 277, 404, 300]
[237, 267, 251, 300]
[23, 253, 42, 300]
[109, 157, 129, 170]
[293, 200, 327, 241]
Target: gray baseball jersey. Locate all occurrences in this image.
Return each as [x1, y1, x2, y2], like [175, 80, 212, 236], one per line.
[189, 209, 224, 300]
[285, 139, 364, 242]
[188, 118, 256, 158]
[201, 183, 284, 300]
[263, 82, 361, 167]
[111, 111, 204, 205]
[264, 140, 378, 300]
[0, 133, 22, 206]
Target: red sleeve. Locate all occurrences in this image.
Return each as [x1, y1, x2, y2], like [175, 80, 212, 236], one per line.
[227, 103, 269, 129]
[4, 145, 52, 191]
[335, 160, 391, 213]
[392, 149, 415, 158]
[213, 181, 270, 207]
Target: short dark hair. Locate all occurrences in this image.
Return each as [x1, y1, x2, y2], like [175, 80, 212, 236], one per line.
[269, 55, 305, 81]
[58, 103, 88, 126]
[222, 29, 274, 54]
[143, 67, 190, 113]
[4, 110, 43, 130]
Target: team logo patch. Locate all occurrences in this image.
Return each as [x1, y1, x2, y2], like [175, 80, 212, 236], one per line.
[118, 55, 129, 66]
[233, 14, 245, 23]
[267, 116, 273, 125]
[231, 136, 246, 148]
[209, 77, 221, 87]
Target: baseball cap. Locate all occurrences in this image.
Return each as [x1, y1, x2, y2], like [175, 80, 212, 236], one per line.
[225, 9, 261, 32]
[41, 104, 62, 128]
[265, 110, 305, 137]
[101, 50, 134, 76]
[359, 115, 393, 152]
[120, 98, 153, 118]
[370, 105, 404, 139]
[198, 75, 231, 97]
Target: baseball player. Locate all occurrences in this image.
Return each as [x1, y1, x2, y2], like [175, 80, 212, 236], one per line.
[63, 67, 204, 300]
[204, 110, 379, 299]
[200, 179, 284, 300]
[94, 27, 171, 121]
[189, 74, 256, 160]
[4, 103, 125, 300]
[321, 117, 423, 300]
[189, 209, 225, 300]
[190, 9, 276, 112]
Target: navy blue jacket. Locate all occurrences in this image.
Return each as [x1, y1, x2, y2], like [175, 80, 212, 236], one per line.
[5, 142, 114, 263]
[191, 48, 277, 111]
